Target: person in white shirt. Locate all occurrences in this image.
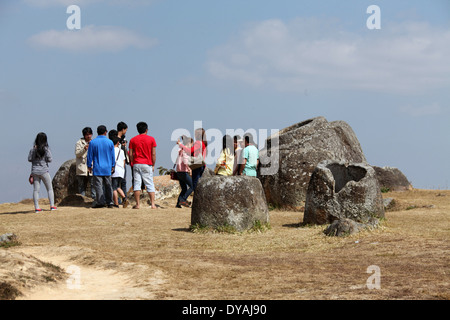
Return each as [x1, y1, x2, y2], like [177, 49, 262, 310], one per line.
[111, 137, 129, 208]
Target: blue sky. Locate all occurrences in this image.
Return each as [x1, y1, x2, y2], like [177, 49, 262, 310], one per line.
[0, 0, 449, 203]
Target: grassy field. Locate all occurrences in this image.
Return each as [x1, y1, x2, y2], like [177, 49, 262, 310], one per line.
[0, 189, 449, 300]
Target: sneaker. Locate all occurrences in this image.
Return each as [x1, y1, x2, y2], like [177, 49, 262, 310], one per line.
[180, 201, 190, 208]
[122, 198, 129, 209]
[35, 208, 43, 213]
[50, 206, 58, 211]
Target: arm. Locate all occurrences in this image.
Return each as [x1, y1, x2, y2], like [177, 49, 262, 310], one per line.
[152, 147, 156, 172]
[129, 148, 134, 166]
[86, 144, 93, 174]
[45, 148, 53, 163]
[111, 145, 116, 174]
[239, 159, 246, 175]
[28, 149, 34, 162]
[75, 140, 87, 158]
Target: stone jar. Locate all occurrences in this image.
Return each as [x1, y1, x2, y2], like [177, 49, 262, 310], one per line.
[191, 174, 269, 232]
[259, 117, 367, 209]
[303, 160, 385, 225]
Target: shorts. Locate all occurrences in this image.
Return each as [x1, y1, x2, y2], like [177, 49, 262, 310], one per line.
[112, 177, 123, 191]
[133, 164, 155, 193]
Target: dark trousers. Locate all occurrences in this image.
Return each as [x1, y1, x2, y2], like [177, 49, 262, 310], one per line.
[77, 175, 96, 199]
[93, 176, 113, 206]
[177, 172, 194, 204]
[192, 166, 205, 191]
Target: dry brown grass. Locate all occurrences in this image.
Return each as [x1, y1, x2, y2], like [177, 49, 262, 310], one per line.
[0, 189, 449, 300]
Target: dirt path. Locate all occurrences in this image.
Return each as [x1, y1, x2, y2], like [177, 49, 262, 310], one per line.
[14, 246, 164, 300]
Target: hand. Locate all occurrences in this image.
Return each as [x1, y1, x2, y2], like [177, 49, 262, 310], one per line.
[177, 139, 180, 145]
[88, 167, 92, 174]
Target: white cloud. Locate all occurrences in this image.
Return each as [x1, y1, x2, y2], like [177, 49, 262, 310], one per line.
[24, 0, 101, 6]
[206, 18, 450, 94]
[28, 25, 158, 52]
[400, 102, 443, 117]
[24, 0, 157, 7]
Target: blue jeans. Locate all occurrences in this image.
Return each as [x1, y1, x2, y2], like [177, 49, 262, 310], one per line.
[192, 166, 205, 190]
[177, 172, 194, 205]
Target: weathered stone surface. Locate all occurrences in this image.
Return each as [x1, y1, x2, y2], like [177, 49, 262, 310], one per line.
[191, 175, 269, 232]
[373, 166, 412, 191]
[0, 233, 18, 244]
[303, 160, 385, 225]
[153, 175, 181, 200]
[383, 197, 396, 211]
[59, 194, 94, 207]
[259, 117, 367, 209]
[52, 159, 78, 204]
[126, 175, 182, 206]
[323, 218, 379, 237]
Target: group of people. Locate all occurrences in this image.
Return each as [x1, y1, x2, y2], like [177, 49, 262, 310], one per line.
[28, 123, 260, 212]
[174, 129, 260, 208]
[75, 121, 157, 209]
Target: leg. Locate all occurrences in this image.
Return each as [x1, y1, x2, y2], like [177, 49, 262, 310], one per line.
[183, 173, 194, 201]
[133, 165, 143, 209]
[103, 176, 113, 206]
[120, 167, 127, 198]
[192, 166, 205, 190]
[33, 175, 41, 210]
[92, 176, 105, 206]
[77, 175, 87, 196]
[41, 172, 55, 208]
[177, 172, 188, 206]
[144, 165, 156, 209]
[88, 175, 96, 201]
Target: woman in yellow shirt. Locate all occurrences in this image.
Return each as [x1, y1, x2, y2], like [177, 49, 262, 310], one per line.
[215, 135, 234, 176]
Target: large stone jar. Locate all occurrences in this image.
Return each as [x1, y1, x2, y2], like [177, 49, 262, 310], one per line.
[259, 117, 367, 209]
[191, 174, 269, 232]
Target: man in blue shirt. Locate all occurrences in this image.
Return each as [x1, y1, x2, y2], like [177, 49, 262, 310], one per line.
[240, 134, 259, 177]
[87, 125, 116, 208]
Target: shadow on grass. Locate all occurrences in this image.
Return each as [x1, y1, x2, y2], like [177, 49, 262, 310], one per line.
[172, 228, 192, 233]
[0, 210, 35, 215]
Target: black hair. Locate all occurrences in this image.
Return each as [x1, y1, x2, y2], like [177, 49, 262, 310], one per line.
[117, 122, 128, 132]
[136, 122, 148, 134]
[34, 132, 48, 159]
[108, 129, 118, 140]
[97, 125, 107, 135]
[222, 135, 233, 154]
[82, 127, 93, 137]
[181, 135, 193, 145]
[111, 136, 120, 146]
[195, 128, 208, 148]
[244, 133, 254, 145]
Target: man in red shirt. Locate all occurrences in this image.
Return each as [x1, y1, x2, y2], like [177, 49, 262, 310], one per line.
[129, 122, 157, 209]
